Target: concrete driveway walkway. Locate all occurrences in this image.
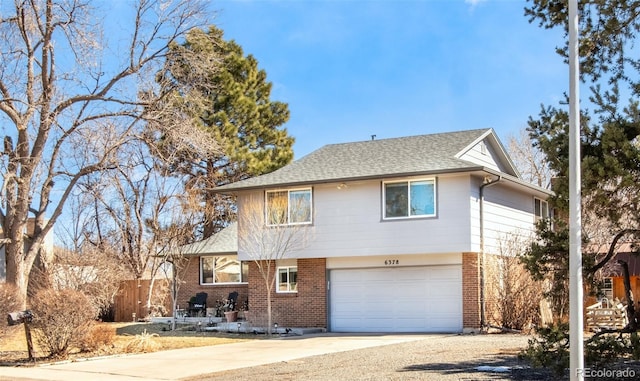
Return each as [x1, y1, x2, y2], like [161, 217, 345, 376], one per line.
[0, 333, 433, 381]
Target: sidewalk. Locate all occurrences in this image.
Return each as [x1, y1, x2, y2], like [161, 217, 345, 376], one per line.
[0, 333, 432, 381]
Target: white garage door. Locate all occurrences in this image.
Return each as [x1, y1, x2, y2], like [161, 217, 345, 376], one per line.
[329, 265, 462, 332]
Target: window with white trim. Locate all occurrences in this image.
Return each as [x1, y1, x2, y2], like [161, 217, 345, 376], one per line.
[601, 278, 613, 301]
[277, 267, 298, 292]
[383, 178, 436, 219]
[534, 198, 549, 221]
[200, 255, 248, 284]
[266, 188, 312, 226]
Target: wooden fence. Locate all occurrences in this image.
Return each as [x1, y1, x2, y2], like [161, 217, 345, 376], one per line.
[586, 298, 628, 331]
[113, 279, 172, 322]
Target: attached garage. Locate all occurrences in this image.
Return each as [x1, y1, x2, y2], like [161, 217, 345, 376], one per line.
[329, 265, 462, 332]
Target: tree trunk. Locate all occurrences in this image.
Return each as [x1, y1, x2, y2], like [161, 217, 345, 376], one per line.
[617, 260, 638, 330]
[267, 286, 272, 335]
[5, 238, 32, 310]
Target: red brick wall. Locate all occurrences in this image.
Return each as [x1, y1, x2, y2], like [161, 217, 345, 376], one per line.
[247, 258, 326, 328]
[462, 252, 481, 330]
[177, 257, 248, 315]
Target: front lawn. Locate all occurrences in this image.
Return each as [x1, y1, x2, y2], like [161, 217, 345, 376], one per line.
[0, 321, 252, 365]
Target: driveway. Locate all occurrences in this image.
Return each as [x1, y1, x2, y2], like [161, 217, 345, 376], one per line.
[0, 333, 543, 381]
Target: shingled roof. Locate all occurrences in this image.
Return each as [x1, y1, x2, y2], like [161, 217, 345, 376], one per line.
[215, 128, 511, 192]
[179, 223, 237, 256]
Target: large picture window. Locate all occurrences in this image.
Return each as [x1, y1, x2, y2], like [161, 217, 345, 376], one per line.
[383, 179, 436, 219]
[266, 188, 312, 226]
[200, 255, 248, 284]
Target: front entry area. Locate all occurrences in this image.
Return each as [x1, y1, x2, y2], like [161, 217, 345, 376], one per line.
[329, 265, 462, 332]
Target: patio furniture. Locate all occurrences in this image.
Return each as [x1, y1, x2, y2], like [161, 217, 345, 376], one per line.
[188, 292, 208, 317]
[226, 291, 238, 310]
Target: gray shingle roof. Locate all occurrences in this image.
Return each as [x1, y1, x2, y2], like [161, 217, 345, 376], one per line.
[179, 222, 237, 256]
[215, 128, 495, 192]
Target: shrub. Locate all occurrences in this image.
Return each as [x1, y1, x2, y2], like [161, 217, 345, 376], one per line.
[123, 330, 160, 353]
[485, 251, 543, 331]
[30, 288, 97, 358]
[80, 323, 116, 352]
[521, 322, 569, 377]
[523, 323, 640, 377]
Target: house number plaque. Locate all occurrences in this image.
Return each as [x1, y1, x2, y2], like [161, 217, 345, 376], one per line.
[384, 259, 399, 265]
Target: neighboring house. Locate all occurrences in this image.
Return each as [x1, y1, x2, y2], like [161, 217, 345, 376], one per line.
[0, 218, 54, 282]
[178, 222, 248, 314]
[211, 128, 551, 333]
[593, 251, 640, 307]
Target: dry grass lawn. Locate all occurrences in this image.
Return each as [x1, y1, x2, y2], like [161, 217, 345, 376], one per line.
[0, 321, 252, 365]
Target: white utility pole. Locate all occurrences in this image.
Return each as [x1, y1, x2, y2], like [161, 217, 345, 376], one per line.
[568, 0, 584, 380]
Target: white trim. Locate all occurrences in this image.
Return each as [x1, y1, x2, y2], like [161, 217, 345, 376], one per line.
[326, 253, 462, 269]
[199, 255, 247, 285]
[534, 197, 549, 221]
[265, 187, 313, 226]
[276, 261, 298, 294]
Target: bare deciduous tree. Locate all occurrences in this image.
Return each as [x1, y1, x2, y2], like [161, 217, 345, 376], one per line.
[160, 226, 208, 331]
[507, 129, 554, 189]
[31, 246, 126, 320]
[238, 194, 311, 334]
[0, 0, 213, 307]
[485, 233, 543, 331]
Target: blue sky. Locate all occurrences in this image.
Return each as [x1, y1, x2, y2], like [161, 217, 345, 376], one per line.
[211, 0, 568, 159]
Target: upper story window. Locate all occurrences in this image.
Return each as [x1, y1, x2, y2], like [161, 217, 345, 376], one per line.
[534, 198, 549, 221]
[201, 255, 248, 285]
[266, 188, 312, 226]
[383, 178, 436, 219]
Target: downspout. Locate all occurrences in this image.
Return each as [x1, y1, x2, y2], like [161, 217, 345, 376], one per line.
[479, 175, 501, 331]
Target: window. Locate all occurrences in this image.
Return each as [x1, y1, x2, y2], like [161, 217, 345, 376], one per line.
[383, 179, 436, 219]
[534, 198, 549, 221]
[601, 278, 613, 301]
[277, 266, 298, 292]
[200, 255, 248, 285]
[266, 188, 312, 226]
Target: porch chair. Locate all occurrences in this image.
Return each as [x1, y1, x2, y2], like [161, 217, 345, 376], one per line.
[188, 292, 208, 317]
[226, 291, 238, 311]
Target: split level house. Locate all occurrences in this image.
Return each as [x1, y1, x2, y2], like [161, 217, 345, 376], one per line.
[184, 128, 552, 333]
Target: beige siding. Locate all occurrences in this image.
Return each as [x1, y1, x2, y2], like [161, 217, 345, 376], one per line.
[470, 176, 537, 255]
[237, 175, 475, 259]
[236, 173, 539, 260]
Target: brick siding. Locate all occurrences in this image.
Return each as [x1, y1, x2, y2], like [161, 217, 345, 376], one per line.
[177, 257, 248, 314]
[462, 252, 481, 330]
[247, 258, 326, 328]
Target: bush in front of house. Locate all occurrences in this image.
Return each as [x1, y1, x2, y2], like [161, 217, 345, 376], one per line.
[31, 288, 97, 358]
[523, 322, 640, 377]
[79, 322, 116, 352]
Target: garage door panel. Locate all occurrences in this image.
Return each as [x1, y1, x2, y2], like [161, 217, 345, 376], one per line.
[330, 265, 462, 332]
